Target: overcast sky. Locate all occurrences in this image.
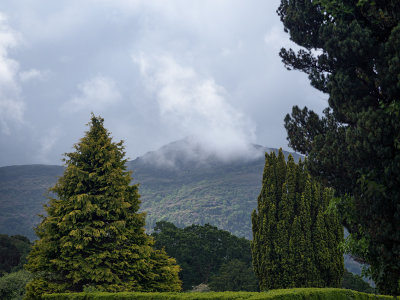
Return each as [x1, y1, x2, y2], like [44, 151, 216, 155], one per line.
[0, 0, 327, 167]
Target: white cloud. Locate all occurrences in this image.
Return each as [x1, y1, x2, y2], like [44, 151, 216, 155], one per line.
[19, 69, 45, 82]
[63, 75, 121, 113]
[133, 54, 259, 161]
[0, 12, 25, 135]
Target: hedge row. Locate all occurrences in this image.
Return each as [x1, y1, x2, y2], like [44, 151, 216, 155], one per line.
[43, 288, 397, 300]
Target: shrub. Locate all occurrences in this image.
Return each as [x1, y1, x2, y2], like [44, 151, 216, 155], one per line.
[43, 288, 396, 299]
[0, 270, 32, 300]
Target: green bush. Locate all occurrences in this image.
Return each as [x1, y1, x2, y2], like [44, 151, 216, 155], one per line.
[43, 288, 397, 299]
[0, 270, 32, 300]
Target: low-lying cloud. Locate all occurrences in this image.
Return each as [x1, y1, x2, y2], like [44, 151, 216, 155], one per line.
[133, 54, 260, 163]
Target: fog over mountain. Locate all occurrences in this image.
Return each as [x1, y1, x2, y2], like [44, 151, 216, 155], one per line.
[0, 138, 302, 240]
[138, 136, 267, 168]
[0, 138, 366, 279]
[0, 0, 327, 167]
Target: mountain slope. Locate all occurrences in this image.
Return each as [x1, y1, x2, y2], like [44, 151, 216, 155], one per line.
[128, 139, 301, 238]
[0, 139, 301, 240]
[0, 139, 365, 277]
[0, 165, 64, 240]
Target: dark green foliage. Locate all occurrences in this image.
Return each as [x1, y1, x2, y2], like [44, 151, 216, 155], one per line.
[0, 234, 31, 275]
[278, 0, 400, 294]
[208, 259, 259, 292]
[341, 270, 374, 294]
[0, 270, 32, 300]
[42, 289, 395, 300]
[251, 150, 343, 290]
[151, 221, 255, 291]
[25, 115, 181, 299]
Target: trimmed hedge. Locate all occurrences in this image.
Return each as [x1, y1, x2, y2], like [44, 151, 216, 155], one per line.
[43, 288, 397, 299]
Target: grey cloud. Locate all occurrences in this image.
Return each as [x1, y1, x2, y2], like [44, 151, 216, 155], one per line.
[134, 54, 260, 162]
[0, 1, 327, 167]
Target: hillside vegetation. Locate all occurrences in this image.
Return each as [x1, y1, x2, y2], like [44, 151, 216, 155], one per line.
[0, 140, 363, 279]
[0, 139, 300, 240]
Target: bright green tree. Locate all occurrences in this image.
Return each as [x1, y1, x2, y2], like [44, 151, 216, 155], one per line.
[251, 149, 343, 290]
[278, 0, 400, 294]
[25, 115, 181, 299]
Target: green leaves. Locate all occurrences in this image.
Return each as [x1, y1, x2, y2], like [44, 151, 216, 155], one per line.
[251, 150, 343, 290]
[152, 221, 254, 291]
[279, 0, 400, 294]
[25, 115, 181, 299]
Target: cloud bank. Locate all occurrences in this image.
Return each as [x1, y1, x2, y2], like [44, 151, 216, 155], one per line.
[0, 1, 328, 166]
[134, 54, 260, 162]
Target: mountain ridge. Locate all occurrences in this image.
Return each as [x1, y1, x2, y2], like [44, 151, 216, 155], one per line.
[0, 139, 302, 240]
[0, 139, 365, 276]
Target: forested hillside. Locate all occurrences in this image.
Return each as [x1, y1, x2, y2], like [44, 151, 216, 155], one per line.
[0, 139, 301, 240]
[128, 139, 303, 237]
[0, 139, 366, 280]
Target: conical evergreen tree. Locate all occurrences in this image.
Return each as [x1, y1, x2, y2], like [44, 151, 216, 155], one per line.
[25, 115, 181, 299]
[251, 149, 343, 290]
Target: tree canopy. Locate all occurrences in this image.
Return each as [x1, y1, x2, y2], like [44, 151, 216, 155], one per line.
[278, 0, 400, 294]
[208, 259, 259, 292]
[151, 221, 257, 291]
[25, 115, 181, 299]
[251, 150, 343, 290]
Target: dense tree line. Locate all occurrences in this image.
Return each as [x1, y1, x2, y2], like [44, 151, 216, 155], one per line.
[0, 231, 373, 299]
[252, 150, 343, 290]
[0, 114, 377, 297]
[278, 0, 400, 294]
[25, 115, 181, 299]
[151, 221, 258, 291]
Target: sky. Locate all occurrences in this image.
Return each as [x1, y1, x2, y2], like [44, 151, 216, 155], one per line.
[0, 0, 327, 167]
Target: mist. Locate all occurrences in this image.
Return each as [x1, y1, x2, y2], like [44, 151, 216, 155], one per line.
[0, 0, 327, 167]
[134, 54, 261, 164]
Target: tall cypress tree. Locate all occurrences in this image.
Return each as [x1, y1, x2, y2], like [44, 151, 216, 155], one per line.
[251, 149, 343, 290]
[25, 115, 181, 299]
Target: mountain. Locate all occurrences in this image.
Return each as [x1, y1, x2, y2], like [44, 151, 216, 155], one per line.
[128, 137, 302, 238]
[0, 165, 64, 240]
[0, 138, 365, 277]
[0, 138, 301, 240]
